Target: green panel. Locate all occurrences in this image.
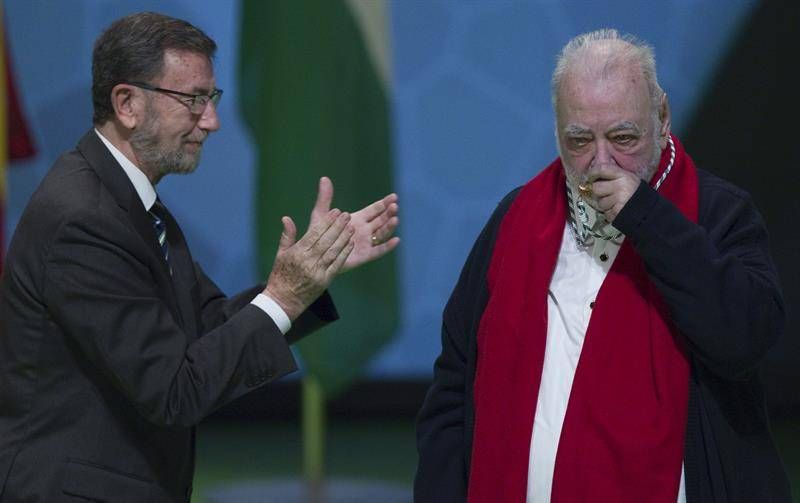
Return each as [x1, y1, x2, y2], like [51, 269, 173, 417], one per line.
[240, 0, 397, 397]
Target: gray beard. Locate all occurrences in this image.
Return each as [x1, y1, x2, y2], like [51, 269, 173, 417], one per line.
[130, 113, 201, 181]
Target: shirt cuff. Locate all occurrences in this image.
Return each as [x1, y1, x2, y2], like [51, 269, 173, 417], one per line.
[251, 293, 292, 335]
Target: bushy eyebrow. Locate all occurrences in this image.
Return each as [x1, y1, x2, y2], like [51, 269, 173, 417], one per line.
[607, 121, 645, 135]
[563, 125, 591, 136]
[562, 121, 645, 136]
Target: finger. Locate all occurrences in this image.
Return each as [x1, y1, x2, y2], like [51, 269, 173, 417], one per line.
[363, 202, 398, 239]
[591, 164, 627, 181]
[372, 216, 399, 244]
[362, 193, 399, 223]
[595, 194, 616, 213]
[582, 194, 601, 212]
[366, 206, 392, 234]
[299, 208, 341, 249]
[590, 179, 615, 198]
[361, 200, 386, 223]
[313, 177, 334, 215]
[379, 193, 399, 217]
[278, 216, 297, 251]
[359, 198, 388, 223]
[384, 201, 398, 219]
[369, 236, 401, 259]
[311, 211, 351, 254]
[328, 238, 356, 275]
[319, 223, 355, 268]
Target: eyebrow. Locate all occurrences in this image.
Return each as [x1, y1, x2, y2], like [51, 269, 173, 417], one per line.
[607, 121, 645, 135]
[563, 125, 592, 136]
[562, 121, 645, 136]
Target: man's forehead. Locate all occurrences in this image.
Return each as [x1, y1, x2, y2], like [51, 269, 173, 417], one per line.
[158, 49, 215, 89]
[556, 70, 651, 131]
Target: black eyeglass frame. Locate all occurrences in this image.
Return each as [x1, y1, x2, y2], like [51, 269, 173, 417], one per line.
[124, 81, 223, 114]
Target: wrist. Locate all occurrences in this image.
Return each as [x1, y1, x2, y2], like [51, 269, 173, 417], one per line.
[263, 286, 304, 322]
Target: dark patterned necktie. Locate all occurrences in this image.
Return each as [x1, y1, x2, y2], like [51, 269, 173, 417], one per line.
[149, 199, 172, 274]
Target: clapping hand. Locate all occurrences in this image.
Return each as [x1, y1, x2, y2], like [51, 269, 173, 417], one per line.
[263, 177, 400, 320]
[264, 206, 355, 321]
[309, 177, 400, 273]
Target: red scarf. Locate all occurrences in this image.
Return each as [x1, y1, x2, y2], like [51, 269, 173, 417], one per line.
[468, 135, 697, 502]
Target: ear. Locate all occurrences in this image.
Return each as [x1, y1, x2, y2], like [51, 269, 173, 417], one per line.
[657, 93, 671, 150]
[109, 84, 142, 130]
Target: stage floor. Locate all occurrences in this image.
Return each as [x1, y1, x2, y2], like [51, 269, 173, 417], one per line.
[192, 416, 800, 502]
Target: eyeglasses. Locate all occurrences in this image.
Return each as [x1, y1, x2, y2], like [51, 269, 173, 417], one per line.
[125, 81, 223, 114]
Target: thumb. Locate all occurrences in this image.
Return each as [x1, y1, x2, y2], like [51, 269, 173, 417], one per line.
[312, 177, 334, 216]
[278, 216, 297, 251]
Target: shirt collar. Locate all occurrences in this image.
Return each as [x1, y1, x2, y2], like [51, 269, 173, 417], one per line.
[94, 129, 157, 211]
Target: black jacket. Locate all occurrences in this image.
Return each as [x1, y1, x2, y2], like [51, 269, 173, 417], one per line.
[0, 131, 336, 502]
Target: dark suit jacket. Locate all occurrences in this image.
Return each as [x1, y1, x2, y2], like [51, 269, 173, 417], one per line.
[0, 130, 337, 502]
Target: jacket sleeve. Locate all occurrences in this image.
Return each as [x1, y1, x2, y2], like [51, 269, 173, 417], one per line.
[415, 189, 520, 502]
[192, 263, 339, 344]
[613, 174, 784, 380]
[43, 208, 299, 428]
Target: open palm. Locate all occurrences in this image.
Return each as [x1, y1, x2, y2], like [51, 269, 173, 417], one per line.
[309, 177, 400, 273]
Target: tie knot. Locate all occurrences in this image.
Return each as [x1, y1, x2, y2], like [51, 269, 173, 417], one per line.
[150, 198, 168, 220]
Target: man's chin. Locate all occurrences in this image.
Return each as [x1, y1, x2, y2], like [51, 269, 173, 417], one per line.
[157, 157, 201, 178]
[172, 160, 200, 175]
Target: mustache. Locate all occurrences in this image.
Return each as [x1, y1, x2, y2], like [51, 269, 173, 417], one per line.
[184, 134, 207, 144]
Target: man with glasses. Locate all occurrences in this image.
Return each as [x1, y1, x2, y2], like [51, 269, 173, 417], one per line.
[0, 12, 399, 501]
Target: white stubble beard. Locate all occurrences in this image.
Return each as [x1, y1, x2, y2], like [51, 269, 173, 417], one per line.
[130, 102, 203, 181]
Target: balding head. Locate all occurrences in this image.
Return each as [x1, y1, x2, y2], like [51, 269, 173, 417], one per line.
[551, 29, 663, 119]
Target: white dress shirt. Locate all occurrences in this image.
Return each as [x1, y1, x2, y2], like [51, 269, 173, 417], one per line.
[526, 223, 685, 502]
[93, 129, 291, 334]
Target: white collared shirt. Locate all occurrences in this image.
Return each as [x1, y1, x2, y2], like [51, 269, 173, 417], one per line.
[93, 129, 290, 334]
[526, 223, 685, 502]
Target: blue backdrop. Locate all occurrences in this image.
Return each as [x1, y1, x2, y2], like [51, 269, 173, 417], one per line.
[4, 0, 757, 378]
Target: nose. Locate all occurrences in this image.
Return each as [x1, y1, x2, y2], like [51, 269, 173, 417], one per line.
[594, 139, 613, 165]
[198, 100, 220, 132]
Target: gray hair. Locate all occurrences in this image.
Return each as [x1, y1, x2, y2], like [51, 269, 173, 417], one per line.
[551, 28, 664, 112]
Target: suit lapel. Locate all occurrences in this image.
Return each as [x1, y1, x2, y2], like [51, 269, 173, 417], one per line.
[158, 203, 199, 338]
[75, 130, 187, 329]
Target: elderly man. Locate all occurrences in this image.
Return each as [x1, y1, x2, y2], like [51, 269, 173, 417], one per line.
[415, 29, 790, 502]
[0, 12, 398, 502]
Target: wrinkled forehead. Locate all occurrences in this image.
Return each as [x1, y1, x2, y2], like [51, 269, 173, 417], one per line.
[557, 40, 649, 103]
[556, 65, 651, 128]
